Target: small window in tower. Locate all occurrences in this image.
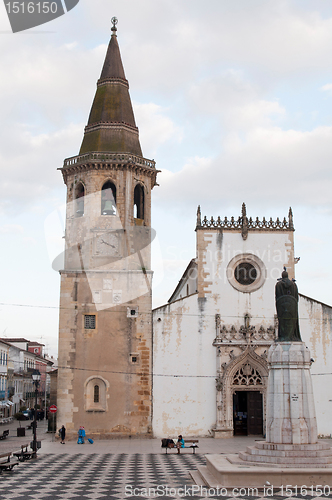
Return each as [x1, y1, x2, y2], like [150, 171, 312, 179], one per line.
[127, 306, 138, 318]
[75, 182, 85, 217]
[130, 354, 139, 364]
[101, 181, 116, 216]
[94, 384, 99, 403]
[84, 315, 96, 329]
[134, 184, 144, 222]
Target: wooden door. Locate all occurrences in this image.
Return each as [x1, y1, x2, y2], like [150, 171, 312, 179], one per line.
[247, 391, 263, 435]
[233, 391, 248, 435]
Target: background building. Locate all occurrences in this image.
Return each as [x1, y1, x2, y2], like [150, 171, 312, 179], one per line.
[0, 339, 11, 420]
[1, 338, 53, 417]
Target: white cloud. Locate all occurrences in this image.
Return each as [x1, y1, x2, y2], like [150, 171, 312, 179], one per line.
[22, 236, 37, 245]
[134, 102, 183, 154]
[0, 224, 23, 234]
[189, 71, 286, 131]
[107, 0, 332, 94]
[320, 83, 332, 93]
[296, 234, 325, 247]
[156, 125, 332, 209]
[0, 122, 81, 213]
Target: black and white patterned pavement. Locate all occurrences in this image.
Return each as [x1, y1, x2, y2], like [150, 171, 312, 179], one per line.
[1, 453, 332, 499]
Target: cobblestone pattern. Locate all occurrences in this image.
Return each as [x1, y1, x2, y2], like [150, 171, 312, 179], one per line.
[1, 453, 332, 499]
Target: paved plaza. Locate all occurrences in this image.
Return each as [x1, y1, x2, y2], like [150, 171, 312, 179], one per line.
[1, 420, 332, 499]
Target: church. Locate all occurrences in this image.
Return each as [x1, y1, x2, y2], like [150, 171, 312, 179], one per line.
[57, 21, 332, 440]
[153, 205, 332, 438]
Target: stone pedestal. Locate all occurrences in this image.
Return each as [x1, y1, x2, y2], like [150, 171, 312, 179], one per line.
[238, 342, 330, 466]
[266, 342, 317, 445]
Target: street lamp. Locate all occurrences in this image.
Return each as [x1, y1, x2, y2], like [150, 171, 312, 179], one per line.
[31, 369, 41, 458]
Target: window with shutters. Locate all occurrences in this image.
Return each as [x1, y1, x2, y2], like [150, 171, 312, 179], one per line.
[84, 315, 96, 329]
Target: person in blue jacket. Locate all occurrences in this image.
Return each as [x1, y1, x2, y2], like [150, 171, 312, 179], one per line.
[176, 435, 185, 453]
[77, 426, 85, 444]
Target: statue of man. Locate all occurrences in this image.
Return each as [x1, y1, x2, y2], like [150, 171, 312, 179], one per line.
[275, 268, 302, 342]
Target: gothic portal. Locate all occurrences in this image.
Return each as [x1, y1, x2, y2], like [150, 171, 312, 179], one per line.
[57, 20, 158, 439]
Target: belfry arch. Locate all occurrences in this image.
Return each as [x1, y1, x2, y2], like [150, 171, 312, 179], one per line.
[214, 347, 268, 438]
[134, 183, 144, 222]
[75, 182, 85, 217]
[101, 180, 116, 215]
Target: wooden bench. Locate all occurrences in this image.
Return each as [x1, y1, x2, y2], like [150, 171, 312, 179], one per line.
[0, 453, 19, 472]
[161, 438, 199, 454]
[0, 430, 9, 440]
[13, 444, 34, 462]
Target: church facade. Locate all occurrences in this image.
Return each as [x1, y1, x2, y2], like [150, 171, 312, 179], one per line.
[152, 205, 332, 438]
[57, 21, 158, 439]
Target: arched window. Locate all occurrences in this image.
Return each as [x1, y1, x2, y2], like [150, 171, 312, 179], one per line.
[101, 181, 116, 215]
[134, 184, 144, 221]
[75, 183, 85, 217]
[85, 377, 108, 412]
[233, 364, 262, 386]
[94, 385, 99, 403]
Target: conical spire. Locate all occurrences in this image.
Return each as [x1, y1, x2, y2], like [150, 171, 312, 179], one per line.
[99, 18, 126, 80]
[79, 18, 142, 156]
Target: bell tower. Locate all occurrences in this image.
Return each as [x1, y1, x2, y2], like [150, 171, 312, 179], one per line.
[57, 18, 158, 439]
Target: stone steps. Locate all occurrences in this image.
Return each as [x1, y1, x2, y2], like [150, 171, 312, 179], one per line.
[253, 441, 331, 451]
[239, 451, 332, 466]
[238, 441, 332, 466]
[244, 444, 332, 458]
[189, 467, 220, 489]
[204, 454, 332, 486]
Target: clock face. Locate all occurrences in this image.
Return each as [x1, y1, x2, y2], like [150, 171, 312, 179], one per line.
[96, 232, 120, 256]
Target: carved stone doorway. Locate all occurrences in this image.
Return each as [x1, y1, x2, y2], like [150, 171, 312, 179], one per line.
[213, 347, 268, 438]
[233, 391, 263, 436]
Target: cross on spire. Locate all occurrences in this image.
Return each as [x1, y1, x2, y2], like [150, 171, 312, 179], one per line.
[111, 16, 118, 35]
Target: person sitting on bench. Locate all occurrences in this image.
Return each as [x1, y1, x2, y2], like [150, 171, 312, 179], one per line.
[176, 435, 185, 454]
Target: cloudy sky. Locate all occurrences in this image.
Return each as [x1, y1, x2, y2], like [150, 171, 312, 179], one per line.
[0, 0, 332, 356]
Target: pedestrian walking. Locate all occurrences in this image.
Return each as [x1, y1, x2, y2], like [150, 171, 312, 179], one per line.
[60, 425, 66, 444]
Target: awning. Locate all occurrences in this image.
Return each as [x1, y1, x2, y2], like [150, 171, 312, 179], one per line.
[0, 400, 15, 407]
